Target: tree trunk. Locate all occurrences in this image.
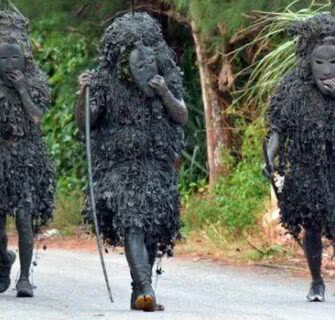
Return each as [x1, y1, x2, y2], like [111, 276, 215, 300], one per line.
[191, 22, 231, 189]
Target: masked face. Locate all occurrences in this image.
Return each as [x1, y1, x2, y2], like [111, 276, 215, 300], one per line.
[311, 44, 335, 99]
[129, 46, 158, 97]
[0, 43, 25, 80]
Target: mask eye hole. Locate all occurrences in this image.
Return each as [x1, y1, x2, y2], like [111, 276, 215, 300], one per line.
[315, 60, 323, 65]
[330, 60, 335, 64]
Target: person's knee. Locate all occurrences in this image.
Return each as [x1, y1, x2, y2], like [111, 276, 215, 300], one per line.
[16, 210, 32, 233]
[305, 227, 322, 239]
[126, 227, 144, 242]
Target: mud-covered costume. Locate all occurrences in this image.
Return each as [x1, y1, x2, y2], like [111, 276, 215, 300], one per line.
[0, 11, 54, 298]
[83, 13, 184, 257]
[267, 14, 335, 302]
[0, 66, 54, 225]
[269, 15, 335, 240]
[77, 12, 186, 311]
[0, 13, 54, 226]
[270, 71, 335, 239]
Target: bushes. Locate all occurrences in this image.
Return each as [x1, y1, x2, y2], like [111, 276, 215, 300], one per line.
[31, 17, 96, 192]
[183, 120, 269, 235]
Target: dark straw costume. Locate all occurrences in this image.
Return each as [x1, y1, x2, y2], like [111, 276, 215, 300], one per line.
[83, 13, 184, 258]
[269, 14, 335, 240]
[0, 10, 54, 298]
[0, 12, 54, 231]
[267, 13, 335, 302]
[77, 12, 186, 311]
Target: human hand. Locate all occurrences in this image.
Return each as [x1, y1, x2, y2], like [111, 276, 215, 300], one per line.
[149, 75, 169, 96]
[78, 71, 93, 93]
[6, 70, 26, 92]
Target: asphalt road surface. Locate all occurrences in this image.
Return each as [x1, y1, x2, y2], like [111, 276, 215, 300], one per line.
[0, 249, 334, 320]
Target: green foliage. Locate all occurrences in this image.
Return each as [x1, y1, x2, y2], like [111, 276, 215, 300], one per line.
[13, 0, 127, 23]
[234, 0, 329, 109]
[31, 18, 94, 191]
[183, 119, 268, 234]
[162, 0, 189, 12]
[246, 244, 287, 261]
[214, 121, 268, 231]
[51, 188, 83, 236]
[166, 0, 311, 40]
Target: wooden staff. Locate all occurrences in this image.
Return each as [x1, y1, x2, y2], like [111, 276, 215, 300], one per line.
[85, 86, 114, 304]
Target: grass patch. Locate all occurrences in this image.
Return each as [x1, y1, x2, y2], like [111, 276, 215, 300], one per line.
[50, 190, 84, 237]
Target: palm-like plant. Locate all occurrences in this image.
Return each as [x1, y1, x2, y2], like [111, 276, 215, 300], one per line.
[232, 0, 330, 112]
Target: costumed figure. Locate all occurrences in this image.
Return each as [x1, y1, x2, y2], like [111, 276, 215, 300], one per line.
[0, 11, 54, 298]
[75, 12, 187, 311]
[265, 14, 335, 302]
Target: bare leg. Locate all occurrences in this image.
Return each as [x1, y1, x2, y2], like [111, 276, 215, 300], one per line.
[304, 227, 325, 302]
[304, 228, 323, 283]
[15, 209, 34, 297]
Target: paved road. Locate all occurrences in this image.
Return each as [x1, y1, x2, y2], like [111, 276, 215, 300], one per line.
[0, 249, 334, 320]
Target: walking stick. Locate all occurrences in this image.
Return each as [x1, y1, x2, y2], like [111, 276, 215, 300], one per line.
[85, 86, 114, 303]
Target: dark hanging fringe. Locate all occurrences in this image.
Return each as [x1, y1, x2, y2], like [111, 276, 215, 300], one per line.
[83, 13, 185, 258]
[268, 68, 335, 241]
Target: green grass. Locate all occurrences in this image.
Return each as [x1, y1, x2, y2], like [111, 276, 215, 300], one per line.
[50, 190, 83, 236]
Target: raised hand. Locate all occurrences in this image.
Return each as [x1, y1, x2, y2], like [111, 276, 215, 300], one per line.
[6, 70, 26, 92]
[149, 75, 169, 96]
[78, 71, 94, 93]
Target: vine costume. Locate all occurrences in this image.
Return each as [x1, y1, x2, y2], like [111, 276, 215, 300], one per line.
[267, 14, 335, 302]
[76, 12, 187, 311]
[0, 11, 54, 297]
